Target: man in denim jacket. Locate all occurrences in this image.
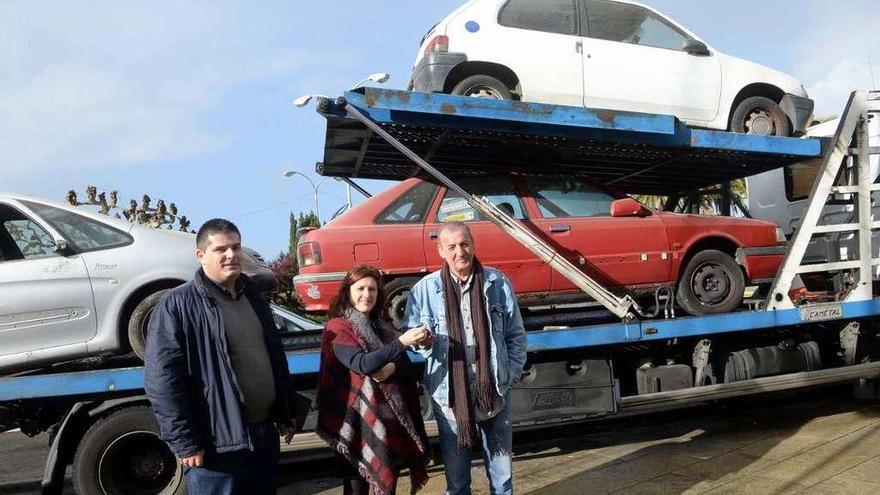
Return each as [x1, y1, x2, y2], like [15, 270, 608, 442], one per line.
[403, 222, 527, 495]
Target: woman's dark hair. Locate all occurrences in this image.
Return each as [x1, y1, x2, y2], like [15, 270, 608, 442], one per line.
[327, 265, 387, 321]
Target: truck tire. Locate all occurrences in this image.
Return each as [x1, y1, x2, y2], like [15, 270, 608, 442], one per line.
[676, 249, 745, 315]
[73, 405, 184, 495]
[385, 277, 420, 329]
[128, 290, 169, 361]
[452, 75, 512, 100]
[730, 96, 791, 137]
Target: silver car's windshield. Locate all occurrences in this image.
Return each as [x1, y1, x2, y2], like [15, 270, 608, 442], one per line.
[271, 304, 322, 333]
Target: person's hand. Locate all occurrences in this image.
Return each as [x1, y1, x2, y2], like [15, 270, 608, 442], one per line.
[371, 362, 396, 382]
[179, 450, 204, 468]
[279, 421, 297, 444]
[399, 325, 432, 347]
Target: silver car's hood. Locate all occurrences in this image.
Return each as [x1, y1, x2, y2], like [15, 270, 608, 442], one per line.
[128, 226, 277, 291]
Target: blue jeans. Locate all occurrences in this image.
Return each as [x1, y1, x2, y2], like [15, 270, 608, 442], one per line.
[184, 420, 281, 495]
[433, 397, 513, 495]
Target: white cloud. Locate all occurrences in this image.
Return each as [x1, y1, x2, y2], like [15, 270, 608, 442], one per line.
[793, 0, 880, 117]
[807, 56, 878, 118]
[1, 62, 221, 175]
[0, 1, 316, 183]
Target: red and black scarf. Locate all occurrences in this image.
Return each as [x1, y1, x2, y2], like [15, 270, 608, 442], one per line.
[441, 257, 496, 450]
[317, 309, 429, 495]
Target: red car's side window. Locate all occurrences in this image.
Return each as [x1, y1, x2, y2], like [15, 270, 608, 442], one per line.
[434, 178, 527, 223]
[525, 177, 616, 218]
[375, 182, 439, 225]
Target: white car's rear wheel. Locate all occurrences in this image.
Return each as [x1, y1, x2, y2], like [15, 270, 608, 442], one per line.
[451, 75, 511, 100]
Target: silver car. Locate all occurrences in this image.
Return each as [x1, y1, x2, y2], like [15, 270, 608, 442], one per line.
[0, 194, 274, 373]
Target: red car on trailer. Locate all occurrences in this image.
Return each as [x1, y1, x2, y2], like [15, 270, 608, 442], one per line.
[294, 175, 784, 325]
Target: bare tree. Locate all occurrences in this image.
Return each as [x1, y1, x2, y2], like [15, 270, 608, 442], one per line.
[67, 187, 193, 232]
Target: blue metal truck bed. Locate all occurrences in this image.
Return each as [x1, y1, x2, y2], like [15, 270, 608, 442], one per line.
[317, 88, 822, 195]
[2, 299, 872, 402]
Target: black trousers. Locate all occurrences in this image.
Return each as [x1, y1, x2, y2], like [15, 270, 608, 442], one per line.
[336, 455, 399, 495]
[342, 475, 370, 495]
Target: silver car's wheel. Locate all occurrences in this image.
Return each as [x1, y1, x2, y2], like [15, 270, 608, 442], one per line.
[128, 290, 170, 361]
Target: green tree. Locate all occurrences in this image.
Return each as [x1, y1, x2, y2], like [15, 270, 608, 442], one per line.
[288, 212, 297, 255]
[635, 179, 748, 215]
[273, 210, 321, 309]
[287, 211, 320, 257]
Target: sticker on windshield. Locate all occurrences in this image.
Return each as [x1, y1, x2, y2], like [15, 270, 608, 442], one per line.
[465, 21, 480, 33]
[439, 198, 469, 213]
[439, 198, 476, 222]
[441, 211, 476, 222]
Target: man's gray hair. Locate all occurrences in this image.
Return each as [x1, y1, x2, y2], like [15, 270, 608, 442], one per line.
[437, 222, 473, 242]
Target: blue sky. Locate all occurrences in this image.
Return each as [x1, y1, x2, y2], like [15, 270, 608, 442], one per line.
[3, 0, 879, 258]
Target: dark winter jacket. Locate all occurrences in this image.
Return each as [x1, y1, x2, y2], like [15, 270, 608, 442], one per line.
[145, 269, 292, 457]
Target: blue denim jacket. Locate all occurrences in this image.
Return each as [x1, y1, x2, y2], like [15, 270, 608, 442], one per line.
[402, 267, 527, 408]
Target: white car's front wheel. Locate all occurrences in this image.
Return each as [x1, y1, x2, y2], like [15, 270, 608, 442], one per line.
[451, 75, 511, 100]
[730, 96, 791, 137]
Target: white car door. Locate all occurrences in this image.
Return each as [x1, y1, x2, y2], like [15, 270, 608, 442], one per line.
[0, 202, 97, 357]
[485, 0, 585, 106]
[580, 0, 721, 123]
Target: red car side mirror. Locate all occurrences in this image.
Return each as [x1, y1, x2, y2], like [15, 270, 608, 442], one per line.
[610, 198, 649, 218]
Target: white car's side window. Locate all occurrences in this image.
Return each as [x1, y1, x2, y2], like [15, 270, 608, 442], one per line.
[585, 0, 691, 51]
[498, 0, 579, 36]
[0, 205, 57, 262]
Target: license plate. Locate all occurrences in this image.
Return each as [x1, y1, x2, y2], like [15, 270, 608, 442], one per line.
[800, 303, 843, 322]
[532, 390, 575, 410]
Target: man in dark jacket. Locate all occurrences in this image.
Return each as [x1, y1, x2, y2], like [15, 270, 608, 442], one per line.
[145, 218, 295, 495]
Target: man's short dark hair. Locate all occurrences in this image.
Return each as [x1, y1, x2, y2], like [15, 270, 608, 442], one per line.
[196, 218, 241, 249]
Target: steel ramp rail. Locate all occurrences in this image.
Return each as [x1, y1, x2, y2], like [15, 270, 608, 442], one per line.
[338, 99, 642, 320]
[621, 361, 880, 410]
[767, 91, 880, 310]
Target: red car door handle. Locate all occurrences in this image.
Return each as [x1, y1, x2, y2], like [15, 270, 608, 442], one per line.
[549, 225, 570, 233]
[429, 230, 439, 239]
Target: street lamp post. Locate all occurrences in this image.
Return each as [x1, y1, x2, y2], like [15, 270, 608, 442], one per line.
[282, 170, 325, 223]
[290, 73, 390, 218]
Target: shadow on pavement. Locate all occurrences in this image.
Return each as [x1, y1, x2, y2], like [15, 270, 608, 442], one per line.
[520, 388, 880, 494]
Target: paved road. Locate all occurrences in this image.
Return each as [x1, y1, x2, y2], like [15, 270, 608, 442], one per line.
[281, 389, 880, 495]
[3, 388, 880, 494]
[0, 430, 63, 494]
